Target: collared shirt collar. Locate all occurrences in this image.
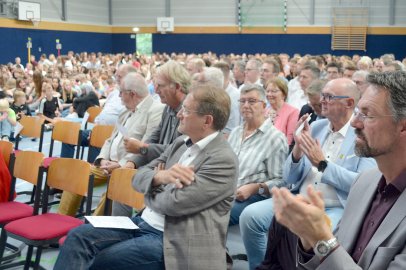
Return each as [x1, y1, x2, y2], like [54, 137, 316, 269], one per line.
[328, 114, 354, 137]
[183, 131, 219, 151]
[380, 169, 406, 194]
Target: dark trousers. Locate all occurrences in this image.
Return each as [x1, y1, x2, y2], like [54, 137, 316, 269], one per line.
[256, 217, 298, 270]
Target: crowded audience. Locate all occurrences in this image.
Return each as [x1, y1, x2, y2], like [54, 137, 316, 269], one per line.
[0, 50, 405, 270]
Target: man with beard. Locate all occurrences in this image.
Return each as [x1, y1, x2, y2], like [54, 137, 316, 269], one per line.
[261, 71, 406, 270]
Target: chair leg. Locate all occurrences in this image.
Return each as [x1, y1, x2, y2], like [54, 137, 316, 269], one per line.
[33, 247, 42, 270]
[0, 230, 7, 262]
[24, 245, 34, 270]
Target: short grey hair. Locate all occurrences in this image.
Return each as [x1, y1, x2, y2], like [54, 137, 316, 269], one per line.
[306, 79, 327, 97]
[367, 71, 406, 122]
[198, 67, 224, 89]
[122, 73, 148, 97]
[352, 70, 369, 80]
[234, 60, 246, 72]
[240, 84, 266, 102]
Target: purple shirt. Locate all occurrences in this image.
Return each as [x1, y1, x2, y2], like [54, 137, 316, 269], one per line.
[351, 170, 406, 262]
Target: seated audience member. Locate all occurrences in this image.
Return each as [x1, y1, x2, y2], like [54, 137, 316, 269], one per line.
[68, 84, 99, 119]
[325, 62, 343, 81]
[343, 64, 358, 79]
[60, 79, 78, 117]
[54, 83, 238, 270]
[228, 84, 288, 226]
[0, 99, 16, 141]
[267, 71, 406, 270]
[10, 90, 31, 121]
[212, 61, 240, 134]
[111, 60, 190, 217]
[37, 82, 62, 126]
[57, 72, 164, 216]
[298, 80, 327, 124]
[352, 70, 370, 96]
[238, 78, 376, 270]
[194, 66, 239, 135]
[186, 57, 205, 76]
[59, 64, 131, 161]
[240, 59, 262, 89]
[265, 77, 299, 145]
[232, 60, 246, 88]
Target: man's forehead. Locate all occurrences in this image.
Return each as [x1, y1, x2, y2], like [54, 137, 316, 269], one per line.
[358, 86, 386, 110]
[242, 90, 259, 98]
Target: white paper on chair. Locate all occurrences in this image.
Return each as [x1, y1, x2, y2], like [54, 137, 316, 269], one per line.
[116, 122, 129, 138]
[14, 121, 24, 136]
[85, 216, 139, 230]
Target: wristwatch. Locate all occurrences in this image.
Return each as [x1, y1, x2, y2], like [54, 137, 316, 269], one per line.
[314, 237, 339, 258]
[258, 183, 265, 195]
[317, 160, 328, 173]
[139, 146, 148, 155]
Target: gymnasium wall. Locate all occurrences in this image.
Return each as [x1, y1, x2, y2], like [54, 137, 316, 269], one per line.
[0, 0, 405, 64]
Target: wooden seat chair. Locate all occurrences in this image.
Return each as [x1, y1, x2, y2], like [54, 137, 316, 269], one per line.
[1, 158, 94, 270]
[43, 121, 82, 168]
[81, 124, 114, 161]
[14, 116, 45, 153]
[84, 106, 102, 129]
[0, 151, 45, 267]
[0, 141, 13, 168]
[104, 168, 145, 215]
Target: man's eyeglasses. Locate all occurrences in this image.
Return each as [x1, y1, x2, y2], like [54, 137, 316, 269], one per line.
[320, 93, 350, 102]
[238, 98, 264, 105]
[180, 105, 200, 116]
[353, 107, 395, 123]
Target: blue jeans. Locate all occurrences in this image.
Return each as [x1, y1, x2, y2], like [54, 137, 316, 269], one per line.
[60, 130, 99, 162]
[239, 198, 344, 270]
[228, 194, 265, 226]
[54, 216, 164, 270]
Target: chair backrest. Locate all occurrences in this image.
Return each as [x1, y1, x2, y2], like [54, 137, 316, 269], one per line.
[106, 168, 144, 213]
[49, 121, 82, 158]
[46, 158, 91, 196]
[89, 125, 114, 149]
[11, 151, 44, 185]
[8, 151, 45, 205]
[0, 141, 13, 167]
[15, 116, 45, 152]
[45, 158, 94, 215]
[86, 106, 102, 124]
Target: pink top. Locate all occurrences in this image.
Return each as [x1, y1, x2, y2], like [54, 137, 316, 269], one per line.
[266, 103, 299, 145]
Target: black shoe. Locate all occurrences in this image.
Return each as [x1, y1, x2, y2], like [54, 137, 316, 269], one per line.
[31, 138, 37, 142]
[231, 254, 248, 261]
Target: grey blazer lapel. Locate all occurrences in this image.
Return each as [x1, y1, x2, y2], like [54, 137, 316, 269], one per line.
[189, 134, 223, 169]
[337, 170, 381, 251]
[359, 187, 406, 268]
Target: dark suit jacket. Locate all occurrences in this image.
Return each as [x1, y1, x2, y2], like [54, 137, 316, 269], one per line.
[133, 134, 239, 270]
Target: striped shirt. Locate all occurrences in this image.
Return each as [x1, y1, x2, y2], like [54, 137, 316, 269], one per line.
[228, 118, 288, 190]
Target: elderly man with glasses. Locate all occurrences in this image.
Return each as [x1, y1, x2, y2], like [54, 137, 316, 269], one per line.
[238, 78, 377, 270]
[228, 84, 288, 227]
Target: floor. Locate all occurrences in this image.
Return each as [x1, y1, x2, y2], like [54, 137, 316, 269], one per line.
[1, 130, 249, 270]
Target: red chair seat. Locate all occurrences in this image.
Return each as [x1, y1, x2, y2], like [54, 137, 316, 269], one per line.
[58, 235, 67, 246]
[0, 202, 33, 224]
[5, 213, 84, 241]
[42, 157, 58, 168]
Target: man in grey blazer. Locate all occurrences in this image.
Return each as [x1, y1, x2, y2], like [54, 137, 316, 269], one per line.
[270, 71, 406, 270]
[54, 83, 239, 270]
